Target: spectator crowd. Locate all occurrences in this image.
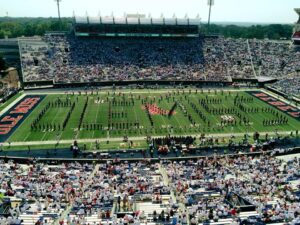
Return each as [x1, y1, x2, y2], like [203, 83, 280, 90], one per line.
[19, 34, 300, 95]
[0, 151, 299, 225]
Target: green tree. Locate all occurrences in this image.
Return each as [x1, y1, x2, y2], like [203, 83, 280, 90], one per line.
[0, 17, 293, 40]
[0, 17, 72, 38]
[202, 23, 293, 40]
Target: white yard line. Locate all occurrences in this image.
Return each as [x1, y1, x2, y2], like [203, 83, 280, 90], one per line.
[0, 93, 25, 117]
[75, 99, 89, 140]
[164, 100, 183, 131]
[92, 100, 101, 138]
[40, 107, 62, 141]
[133, 103, 138, 125]
[22, 129, 33, 142]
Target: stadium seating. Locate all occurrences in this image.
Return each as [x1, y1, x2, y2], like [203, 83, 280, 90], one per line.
[0, 151, 299, 225]
[19, 34, 300, 97]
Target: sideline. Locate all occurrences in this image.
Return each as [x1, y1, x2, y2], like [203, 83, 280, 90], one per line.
[1, 130, 296, 147]
[0, 93, 26, 117]
[263, 89, 300, 110]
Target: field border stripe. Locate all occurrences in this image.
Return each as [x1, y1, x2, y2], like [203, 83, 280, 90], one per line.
[0, 95, 46, 143]
[0, 93, 26, 117]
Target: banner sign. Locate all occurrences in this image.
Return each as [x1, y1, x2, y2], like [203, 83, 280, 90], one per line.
[76, 32, 199, 38]
[249, 91, 300, 121]
[0, 95, 45, 142]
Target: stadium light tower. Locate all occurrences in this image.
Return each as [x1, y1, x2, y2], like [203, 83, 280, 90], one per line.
[54, 0, 62, 26]
[207, 0, 214, 33]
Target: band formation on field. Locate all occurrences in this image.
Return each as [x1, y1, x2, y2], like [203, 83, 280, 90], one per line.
[0, 89, 299, 146]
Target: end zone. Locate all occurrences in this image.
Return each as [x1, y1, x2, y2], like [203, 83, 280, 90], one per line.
[0, 95, 46, 142]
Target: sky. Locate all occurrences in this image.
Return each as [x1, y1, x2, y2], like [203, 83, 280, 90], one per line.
[0, 0, 299, 24]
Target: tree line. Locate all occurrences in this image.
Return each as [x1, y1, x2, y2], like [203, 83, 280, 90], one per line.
[202, 23, 293, 40]
[0, 17, 294, 40]
[0, 17, 72, 38]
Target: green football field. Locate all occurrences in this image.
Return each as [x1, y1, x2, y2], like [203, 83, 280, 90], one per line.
[5, 89, 300, 145]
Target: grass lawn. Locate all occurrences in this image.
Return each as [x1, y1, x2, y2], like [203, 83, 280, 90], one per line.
[4, 89, 300, 146]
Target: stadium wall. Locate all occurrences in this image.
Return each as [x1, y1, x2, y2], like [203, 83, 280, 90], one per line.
[0, 149, 283, 163]
[1, 147, 299, 163]
[23, 79, 263, 90]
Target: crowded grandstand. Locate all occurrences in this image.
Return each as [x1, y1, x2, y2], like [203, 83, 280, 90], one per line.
[0, 150, 300, 225]
[16, 15, 300, 102]
[19, 31, 299, 84]
[0, 5, 300, 225]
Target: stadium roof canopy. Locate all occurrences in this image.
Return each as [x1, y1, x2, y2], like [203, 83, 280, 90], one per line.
[74, 16, 201, 26]
[73, 15, 201, 38]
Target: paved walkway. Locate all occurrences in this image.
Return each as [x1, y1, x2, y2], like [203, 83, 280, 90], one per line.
[159, 164, 188, 224]
[53, 164, 100, 225]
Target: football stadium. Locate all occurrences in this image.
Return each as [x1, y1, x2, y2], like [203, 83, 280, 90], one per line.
[0, 2, 299, 225]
